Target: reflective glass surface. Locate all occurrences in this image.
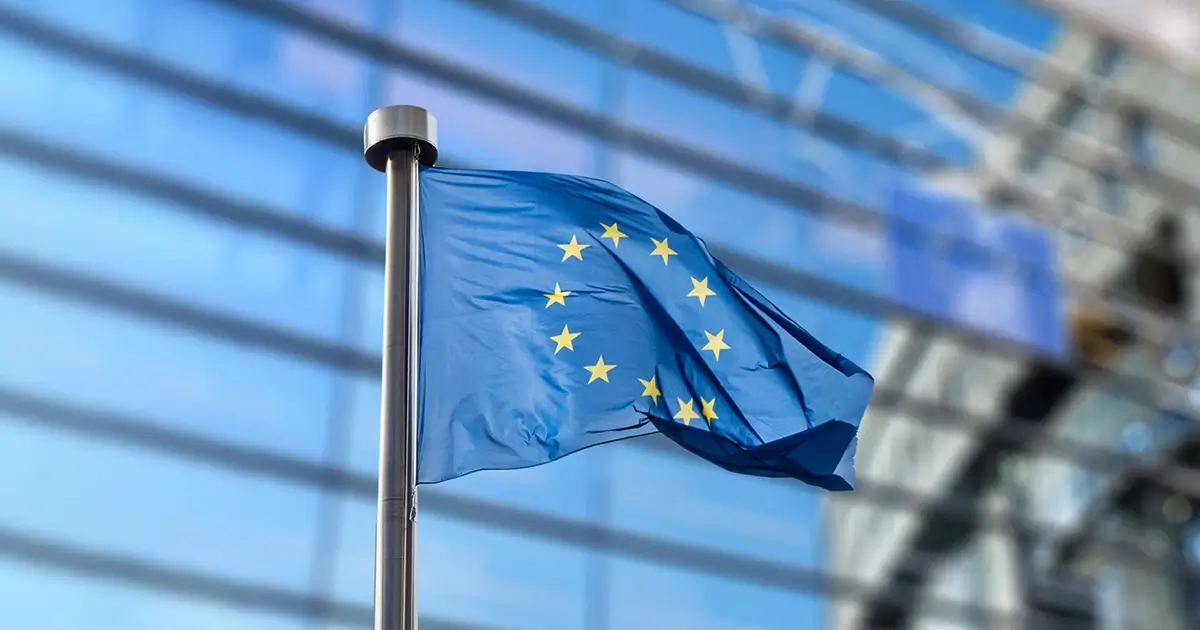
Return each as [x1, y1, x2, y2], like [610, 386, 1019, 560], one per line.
[0, 0, 1150, 628]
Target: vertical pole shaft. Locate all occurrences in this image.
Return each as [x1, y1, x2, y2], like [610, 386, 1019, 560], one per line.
[374, 146, 422, 630]
[364, 103, 436, 630]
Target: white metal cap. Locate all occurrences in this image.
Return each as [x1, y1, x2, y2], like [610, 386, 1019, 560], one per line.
[364, 105, 438, 172]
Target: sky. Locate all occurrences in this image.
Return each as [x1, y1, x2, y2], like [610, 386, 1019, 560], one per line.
[0, 0, 1063, 628]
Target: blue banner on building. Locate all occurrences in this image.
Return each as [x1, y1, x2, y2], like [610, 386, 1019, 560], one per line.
[885, 180, 1069, 359]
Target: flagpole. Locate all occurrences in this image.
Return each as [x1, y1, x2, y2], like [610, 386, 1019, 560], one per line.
[363, 105, 439, 630]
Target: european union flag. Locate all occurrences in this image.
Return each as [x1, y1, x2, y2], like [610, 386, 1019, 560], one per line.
[417, 168, 874, 491]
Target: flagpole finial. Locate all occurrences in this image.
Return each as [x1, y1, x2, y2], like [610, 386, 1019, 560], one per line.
[364, 105, 439, 172]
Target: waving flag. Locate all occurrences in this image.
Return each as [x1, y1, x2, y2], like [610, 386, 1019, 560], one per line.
[416, 168, 874, 491]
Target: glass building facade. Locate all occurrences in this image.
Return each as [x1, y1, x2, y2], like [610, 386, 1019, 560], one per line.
[0, 0, 1126, 628]
[830, 10, 1200, 628]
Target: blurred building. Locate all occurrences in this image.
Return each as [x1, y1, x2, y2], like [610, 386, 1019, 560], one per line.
[10, 0, 1198, 629]
[0, 0, 945, 629]
[830, 14, 1200, 630]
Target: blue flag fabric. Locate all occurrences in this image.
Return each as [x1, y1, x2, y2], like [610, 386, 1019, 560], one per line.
[417, 168, 875, 491]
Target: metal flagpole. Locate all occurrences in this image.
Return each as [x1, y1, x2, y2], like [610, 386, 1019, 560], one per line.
[363, 105, 439, 630]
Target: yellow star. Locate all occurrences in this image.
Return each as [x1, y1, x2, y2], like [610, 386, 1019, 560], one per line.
[687, 276, 716, 307]
[702, 329, 730, 361]
[585, 355, 616, 384]
[600, 222, 628, 248]
[558, 235, 590, 262]
[638, 375, 661, 405]
[550, 325, 581, 354]
[649, 237, 677, 265]
[674, 398, 700, 426]
[700, 398, 718, 424]
[543, 283, 571, 308]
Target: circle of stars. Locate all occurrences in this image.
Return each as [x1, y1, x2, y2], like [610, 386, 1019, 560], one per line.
[542, 222, 733, 427]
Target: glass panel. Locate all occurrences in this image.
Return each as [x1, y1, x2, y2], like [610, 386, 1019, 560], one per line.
[0, 155, 354, 342]
[512, 0, 608, 25]
[624, 0, 809, 96]
[822, 69, 972, 167]
[624, 0, 728, 75]
[318, 623, 366, 630]
[376, 75, 596, 177]
[1125, 110, 1155, 170]
[1027, 451, 1117, 531]
[1091, 38, 1126, 77]
[1097, 171, 1125, 216]
[1096, 565, 1126, 630]
[1124, 560, 1183, 628]
[0, 35, 361, 230]
[135, 92, 360, 229]
[331, 500, 589, 630]
[905, 0, 1060, 49]
[0, 282, 338, 460]
[915, 540, 988, 629]
[359, 176, 389, 242]
[355, 267, 385, 353]
[609, 441, 825, 569]
[281, 0, 378, 29]
[619, 71, 795, 179]
[396, 0, 605, 110]
[608, 552, 828, 629]
[782, 0, 1029, 106]
[2, 0, 153, 48]
[829, 498, 921, 584]
[0, 416, 323, 591]
[0, 556, 312, 630]
[145, 0, 373, 125]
